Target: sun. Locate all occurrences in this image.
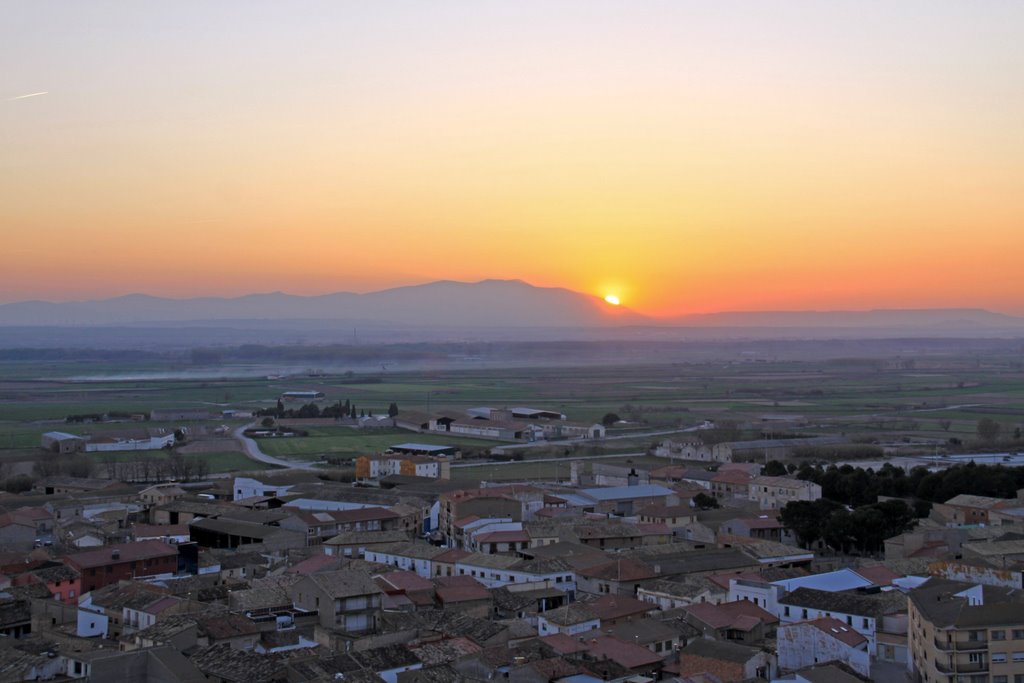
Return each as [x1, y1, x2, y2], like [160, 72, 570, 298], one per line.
[604, 294, 621, 306]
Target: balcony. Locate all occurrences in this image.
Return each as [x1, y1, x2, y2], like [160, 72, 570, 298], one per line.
[933, 659, 988, 675]
[933, 635, 988, 652]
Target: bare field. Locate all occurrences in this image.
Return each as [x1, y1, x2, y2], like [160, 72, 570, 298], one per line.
[2, 352, 1023, 479]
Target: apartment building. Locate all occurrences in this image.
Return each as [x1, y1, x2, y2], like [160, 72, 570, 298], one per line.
[909, 577, 1024, 683]
[748, 476, 822, 510]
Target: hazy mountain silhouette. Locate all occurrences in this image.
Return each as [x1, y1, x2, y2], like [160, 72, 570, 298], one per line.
[0, 280, 1021, 332]
[0, 279, 646, 327]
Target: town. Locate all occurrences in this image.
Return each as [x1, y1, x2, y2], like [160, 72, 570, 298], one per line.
[1, 358, 1023, 683]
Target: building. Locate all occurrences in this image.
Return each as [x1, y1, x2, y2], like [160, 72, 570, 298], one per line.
[908, 577, 1024, 683]
[933, 493, 1020, 527]
[278, 506, 401, 545]
[290, 569, 384, 633]
[65, 540, 179, 593]
[747, 476, 822, 510]
[711, 470, 755, 500]
[777, 617, 871, 677]
[82, 427, 176, 452]
[354, 454, 448, 481]
[40, 431, 86, 453]
[438, 490, 523, 546]
[280, 391, 325, 401]
[778, 586, 907, 656]
[720, 516, 797, 546]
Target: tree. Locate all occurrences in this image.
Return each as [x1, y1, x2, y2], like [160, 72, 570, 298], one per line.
[693, 492, 719, 510]
[3, 474, 33, 494]
[779, 499, 843, 549]
[977, 418, 1002, 443]
[601, 413, 621, 427]
[296, 402, 320, 419]
[261, 417, 275, 428]
[388, 402, 399, 418]
[763, 460, 788, 477]
[938, 419, 952, 432]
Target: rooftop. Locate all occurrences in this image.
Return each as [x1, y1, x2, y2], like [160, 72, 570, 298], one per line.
[65, 540, 177, 569]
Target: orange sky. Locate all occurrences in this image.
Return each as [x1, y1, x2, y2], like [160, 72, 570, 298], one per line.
[2, 2, 1023, 316]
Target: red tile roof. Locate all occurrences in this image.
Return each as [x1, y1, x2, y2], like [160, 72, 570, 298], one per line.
[683, 599, 779, 631]
[804, 616, 868, 648]
[584, 635, 662, 669]
[578, 558, 658, 582]
[433, 548, 472, 563]
[539, 633, 589, 655]
[285, 554, 344, 575]
[852, 565, 900, 587]
[588, 595, 654, 622]
[375, 570, 434, 593]
[474, 530, 529, 544]
[65, 540, 177, 569]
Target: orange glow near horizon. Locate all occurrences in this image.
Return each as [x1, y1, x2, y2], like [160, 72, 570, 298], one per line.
[2, 3, 1024, 317]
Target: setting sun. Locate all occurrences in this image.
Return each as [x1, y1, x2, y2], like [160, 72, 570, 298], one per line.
[604, 294, 621, 306]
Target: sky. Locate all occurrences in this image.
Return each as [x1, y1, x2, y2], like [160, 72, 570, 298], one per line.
[3, 1, 1023, 316]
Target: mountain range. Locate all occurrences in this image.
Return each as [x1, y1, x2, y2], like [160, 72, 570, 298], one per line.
[0, 279, 1022, 332]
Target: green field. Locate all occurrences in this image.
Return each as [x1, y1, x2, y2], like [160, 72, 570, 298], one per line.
[2, 349, 1024, 482]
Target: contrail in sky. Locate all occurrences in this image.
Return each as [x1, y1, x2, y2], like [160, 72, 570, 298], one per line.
[7, 91, 49, 101]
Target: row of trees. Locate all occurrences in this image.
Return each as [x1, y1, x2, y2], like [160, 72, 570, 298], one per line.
[794, 461, 1024, 508]
[256, 400, 400, 420]
[99, 452, 209, 483]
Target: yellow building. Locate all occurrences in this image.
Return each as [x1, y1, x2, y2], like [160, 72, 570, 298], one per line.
[909, 577, 1024, 683]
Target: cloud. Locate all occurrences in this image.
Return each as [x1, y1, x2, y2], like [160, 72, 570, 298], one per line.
[6, 91, 49, 101]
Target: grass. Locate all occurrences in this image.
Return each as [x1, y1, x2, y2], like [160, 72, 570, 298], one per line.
[88, 449, 265, 473]
[3, 353, 1024, 476]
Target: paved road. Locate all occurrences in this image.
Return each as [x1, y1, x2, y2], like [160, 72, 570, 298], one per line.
[232, 422, 319, 470]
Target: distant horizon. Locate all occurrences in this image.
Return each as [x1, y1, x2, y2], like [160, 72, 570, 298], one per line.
[1, 277, 1021, 319]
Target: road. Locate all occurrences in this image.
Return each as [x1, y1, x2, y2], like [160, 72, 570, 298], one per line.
[232, 422, 319, 470]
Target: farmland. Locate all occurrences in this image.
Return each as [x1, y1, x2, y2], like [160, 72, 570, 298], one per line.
[1, 343, 1023, 485]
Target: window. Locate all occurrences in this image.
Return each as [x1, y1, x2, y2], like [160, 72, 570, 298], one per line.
[993, 653, 1007, 663]
[994, 677, 1008, 683]
[1014, 652, 1024, 662]
[1014, 630, 1024, 640]
[994, 630, 1007, 641]
[802, 609, 808, 619]
[862, 618, 869, 628]
[784, 607, 790, 617]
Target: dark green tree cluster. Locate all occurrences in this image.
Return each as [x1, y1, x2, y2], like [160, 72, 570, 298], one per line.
[693, 492, 720, 510]
[796, 461, 1024, 507]
[780, 499, 915, 554]
[255, 399, 398, 421]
